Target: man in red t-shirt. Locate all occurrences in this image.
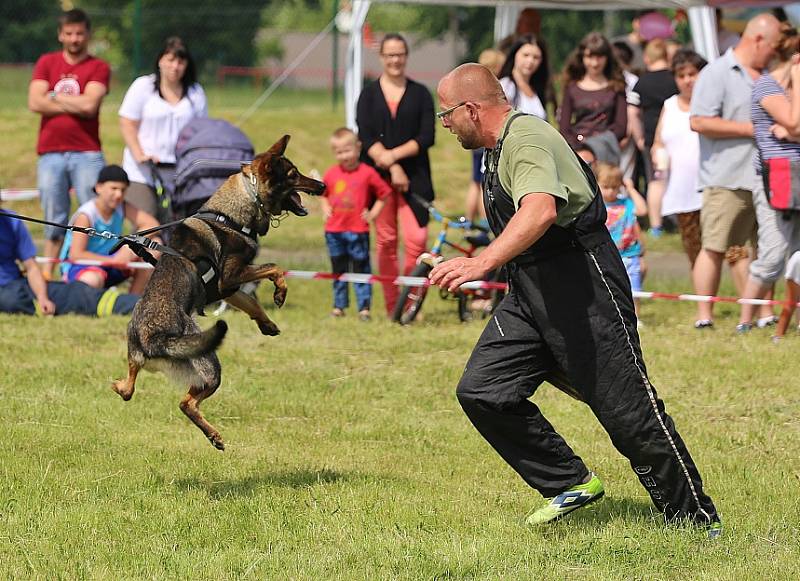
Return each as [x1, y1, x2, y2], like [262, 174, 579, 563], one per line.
[28, 8, 110, 275]
[321, 127, 392, 320]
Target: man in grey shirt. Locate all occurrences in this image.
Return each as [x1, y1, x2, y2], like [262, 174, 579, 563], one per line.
[689, 13, 780, 329]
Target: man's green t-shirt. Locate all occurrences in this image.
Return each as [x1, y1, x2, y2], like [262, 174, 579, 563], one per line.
[496, 113, 595, 227]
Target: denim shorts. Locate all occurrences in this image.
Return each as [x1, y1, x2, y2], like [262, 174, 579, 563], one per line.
[37, 151, 105, 240]
[621, 255, 642, 292]
[65, 265, 130, 288]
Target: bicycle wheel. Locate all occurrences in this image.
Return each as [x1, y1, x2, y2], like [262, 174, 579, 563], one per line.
[457, 269, 507, 323]
[490, 268, 507, 312]
[392, 263, 432, 325]
[457, 291, 477, 323]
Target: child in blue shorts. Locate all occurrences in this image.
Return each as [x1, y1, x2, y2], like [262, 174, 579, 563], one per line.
[60, 164, 160, 294]
[597, 162, 648, 319]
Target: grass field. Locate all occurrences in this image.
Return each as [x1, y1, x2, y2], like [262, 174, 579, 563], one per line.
[1, 67, 799, 579]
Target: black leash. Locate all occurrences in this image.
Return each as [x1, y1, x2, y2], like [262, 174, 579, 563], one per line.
[0, 208, 185, 266]
[0, 208, 259, 268]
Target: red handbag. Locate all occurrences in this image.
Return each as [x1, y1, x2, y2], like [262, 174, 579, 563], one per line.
[763, 157, 800, 212]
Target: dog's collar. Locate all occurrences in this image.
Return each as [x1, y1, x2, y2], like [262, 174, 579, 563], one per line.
[194, 211, 257, 241]
[241, 172, 269, 219]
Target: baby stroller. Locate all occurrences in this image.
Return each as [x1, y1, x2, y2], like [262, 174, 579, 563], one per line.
[171, 118, 256, 314]
[171, 117, 255, 220]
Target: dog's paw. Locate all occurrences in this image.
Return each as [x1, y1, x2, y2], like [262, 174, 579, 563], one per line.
[257, 319, 281, 336]
[273, 287, 287, 308]
[111, 379, 134, 401]
[208, 433, 225, 451]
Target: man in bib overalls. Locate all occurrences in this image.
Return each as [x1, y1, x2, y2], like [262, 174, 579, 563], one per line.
[431, 64, 720, 536]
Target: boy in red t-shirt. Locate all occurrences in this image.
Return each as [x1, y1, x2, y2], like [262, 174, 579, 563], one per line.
[28, 9, 110, 276]
[322, 128, 391, 320]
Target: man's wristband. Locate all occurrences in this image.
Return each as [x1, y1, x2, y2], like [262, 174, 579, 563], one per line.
[47, 91, 57, 101]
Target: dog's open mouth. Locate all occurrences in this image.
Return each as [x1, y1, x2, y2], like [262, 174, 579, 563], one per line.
[284, 192, 308, 216]
[282, 178, 325, 216]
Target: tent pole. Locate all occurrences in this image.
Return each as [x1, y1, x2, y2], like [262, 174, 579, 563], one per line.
[346, 0, 371, 130]
[688, 6, 719, 63]
[494, 5, 520, 45]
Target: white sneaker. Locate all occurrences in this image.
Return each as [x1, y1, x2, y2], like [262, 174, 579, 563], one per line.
[756, 315, 779, 328]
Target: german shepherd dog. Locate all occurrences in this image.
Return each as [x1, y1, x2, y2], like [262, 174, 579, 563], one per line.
[112, 136, 324, 450]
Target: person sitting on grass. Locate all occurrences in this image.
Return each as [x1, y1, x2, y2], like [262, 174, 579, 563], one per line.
[0, 199, 139, 316]
[321, 128, 392, 321]
[60, 164, 160, 295]
[597, 162, 648, 320]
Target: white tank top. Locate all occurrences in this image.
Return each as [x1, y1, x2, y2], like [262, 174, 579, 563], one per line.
[499, 77, 547, 120]
[660, 95, 702, 216]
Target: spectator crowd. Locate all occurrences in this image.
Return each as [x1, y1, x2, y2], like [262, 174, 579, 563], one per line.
[3, 7, 800, 339]
[3, 9, 204, 316]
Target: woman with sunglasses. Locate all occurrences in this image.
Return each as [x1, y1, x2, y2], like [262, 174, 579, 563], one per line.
[356, 33, 435, 316]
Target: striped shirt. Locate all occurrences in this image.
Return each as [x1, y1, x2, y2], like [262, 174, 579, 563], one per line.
[751, 73, 800, 174]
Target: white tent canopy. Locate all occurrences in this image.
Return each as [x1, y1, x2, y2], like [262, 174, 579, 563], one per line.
[343, 0, 789, 128]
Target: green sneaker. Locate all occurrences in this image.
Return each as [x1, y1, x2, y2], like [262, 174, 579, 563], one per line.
[525, 473, 605, 526]
[707, 520, 723, 540]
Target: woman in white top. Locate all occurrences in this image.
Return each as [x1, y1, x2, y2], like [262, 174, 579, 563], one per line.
[497, 34, 551, 120]
[119, 37, 208, 222]
[651, 49, 707, 268]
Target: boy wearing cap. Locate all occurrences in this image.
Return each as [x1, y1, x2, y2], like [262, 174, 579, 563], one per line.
[60, 164, 160, 294]
[0, 196, 139, 317]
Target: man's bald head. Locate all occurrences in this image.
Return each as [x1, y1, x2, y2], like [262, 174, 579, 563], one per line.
[738, 13, 781, 69]
[743, 12, 781, 40]
[438, 63, 507, 107]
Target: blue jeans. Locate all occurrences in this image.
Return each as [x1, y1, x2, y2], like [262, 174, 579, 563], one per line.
[37, 151, 105, 240]
[325, 231, 372, 311]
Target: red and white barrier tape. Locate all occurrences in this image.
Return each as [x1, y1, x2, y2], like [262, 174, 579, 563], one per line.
[1, 188, 39, 202]
[35, 257, 800, 307]
[37, 257, 153, 270]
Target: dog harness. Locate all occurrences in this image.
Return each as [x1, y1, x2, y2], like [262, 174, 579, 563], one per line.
[187, 211, 260, 307]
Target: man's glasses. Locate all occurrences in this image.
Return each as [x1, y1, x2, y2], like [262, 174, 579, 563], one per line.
[381, 52, 407, 60]
[436, 101, 467, 120]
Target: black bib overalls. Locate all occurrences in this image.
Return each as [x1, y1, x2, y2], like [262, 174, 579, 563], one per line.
[455, 114, 718, 524]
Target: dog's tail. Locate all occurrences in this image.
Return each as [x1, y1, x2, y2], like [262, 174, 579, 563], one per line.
[161, 321, 228, 359]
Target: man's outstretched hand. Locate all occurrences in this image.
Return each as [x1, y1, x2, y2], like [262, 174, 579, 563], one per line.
[429, 256, 490, 293]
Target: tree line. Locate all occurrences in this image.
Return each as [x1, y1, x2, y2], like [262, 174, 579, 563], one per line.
[0, 1, 618, 81]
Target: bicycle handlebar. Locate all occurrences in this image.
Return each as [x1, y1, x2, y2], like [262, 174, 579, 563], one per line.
[408, 192, 489, 233]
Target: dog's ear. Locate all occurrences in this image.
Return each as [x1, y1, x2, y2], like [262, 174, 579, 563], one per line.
[246, 155, 268, 182]
[267, 135, 290, 157]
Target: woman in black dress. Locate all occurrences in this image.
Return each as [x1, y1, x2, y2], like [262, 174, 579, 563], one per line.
[356, 33, 435, 316]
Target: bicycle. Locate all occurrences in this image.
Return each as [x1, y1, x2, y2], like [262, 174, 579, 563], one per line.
[391, 196, 506, 325]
